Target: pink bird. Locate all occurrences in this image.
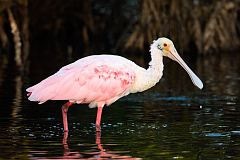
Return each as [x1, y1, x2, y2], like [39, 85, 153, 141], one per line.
[26, 37, 203, 132]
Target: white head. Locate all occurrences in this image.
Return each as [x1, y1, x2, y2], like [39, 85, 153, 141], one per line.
[151, 37, 203, 89]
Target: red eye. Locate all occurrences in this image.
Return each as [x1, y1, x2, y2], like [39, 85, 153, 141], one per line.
[163, 43, 167, 47]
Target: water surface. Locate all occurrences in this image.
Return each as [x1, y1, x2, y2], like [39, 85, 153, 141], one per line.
[0, 52, 240, 159]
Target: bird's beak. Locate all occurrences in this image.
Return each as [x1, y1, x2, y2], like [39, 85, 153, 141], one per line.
[167, 46, 203, 89]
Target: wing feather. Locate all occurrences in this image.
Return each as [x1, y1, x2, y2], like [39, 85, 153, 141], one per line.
[27, 55, 136, 105]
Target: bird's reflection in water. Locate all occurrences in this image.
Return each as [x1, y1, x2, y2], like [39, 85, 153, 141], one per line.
[29, 132, 140, 160]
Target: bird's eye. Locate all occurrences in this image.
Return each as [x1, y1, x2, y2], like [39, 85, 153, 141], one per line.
[157, 44, 161, 50]
[163, 43, 167, 47]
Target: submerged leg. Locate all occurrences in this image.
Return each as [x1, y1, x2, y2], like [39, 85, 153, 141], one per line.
[96, 104, 104, 132]
[63, 131, 69, 145]
[96, 131, 104, 151]
[62, 102, 73, 132]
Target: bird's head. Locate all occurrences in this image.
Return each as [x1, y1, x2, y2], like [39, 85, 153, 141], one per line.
[152, 37, 203, 89]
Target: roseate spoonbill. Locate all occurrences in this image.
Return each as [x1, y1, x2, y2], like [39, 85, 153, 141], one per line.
[26, 37, 203, 132]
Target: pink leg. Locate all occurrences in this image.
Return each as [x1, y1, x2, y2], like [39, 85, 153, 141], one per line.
[63, 131, 69, 145]
[62, 102, 73, 132]
[96, 131, 104, 151]
[96, 104, 104, 132]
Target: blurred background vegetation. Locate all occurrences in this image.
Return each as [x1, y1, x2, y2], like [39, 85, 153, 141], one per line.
[0, 0, 239, 70]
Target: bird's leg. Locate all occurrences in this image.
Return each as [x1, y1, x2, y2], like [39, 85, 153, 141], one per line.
[96, 104, 104, 132]
[62, 101, 73, 133]
[63, 131, 69, 146]
[96, 131, 104, 151]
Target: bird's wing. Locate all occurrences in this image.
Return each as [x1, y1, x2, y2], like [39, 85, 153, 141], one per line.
[27, 56, 136, 105]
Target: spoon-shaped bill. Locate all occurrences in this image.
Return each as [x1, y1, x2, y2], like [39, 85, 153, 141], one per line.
[168, 47, 203, 89]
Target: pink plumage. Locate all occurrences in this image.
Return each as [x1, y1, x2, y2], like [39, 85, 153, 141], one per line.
[27, 55, 136, 107]
[26, 38, 203, 134]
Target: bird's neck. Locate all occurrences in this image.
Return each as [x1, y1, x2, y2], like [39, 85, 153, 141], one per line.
[134, 48, 164, 92]
[146, 47, 164, 82]
[148, 48, 163, 73]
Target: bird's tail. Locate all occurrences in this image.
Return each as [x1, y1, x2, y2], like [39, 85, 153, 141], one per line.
[26, 74, 62, 104]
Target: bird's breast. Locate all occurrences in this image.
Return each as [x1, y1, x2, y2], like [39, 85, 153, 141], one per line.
[129, 68, 163, 93]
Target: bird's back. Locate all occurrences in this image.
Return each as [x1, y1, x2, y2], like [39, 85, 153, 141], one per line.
[27, 55, 140, 107]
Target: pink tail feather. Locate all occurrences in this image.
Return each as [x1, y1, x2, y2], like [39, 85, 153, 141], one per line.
[26, 71, 75, 103]
[27, 92, 32, 97]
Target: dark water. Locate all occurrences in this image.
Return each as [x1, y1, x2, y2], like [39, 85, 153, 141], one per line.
[0, 52, 240, 160]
